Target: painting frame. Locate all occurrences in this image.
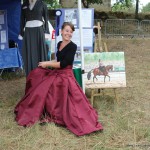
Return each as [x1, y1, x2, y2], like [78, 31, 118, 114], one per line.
[83, 52, 126, 89]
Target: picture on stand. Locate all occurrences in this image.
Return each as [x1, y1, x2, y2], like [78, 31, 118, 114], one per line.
[83, 52, 126, 89]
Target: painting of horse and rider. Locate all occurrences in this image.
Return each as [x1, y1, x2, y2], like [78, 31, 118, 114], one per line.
[84, 52, 126, 89]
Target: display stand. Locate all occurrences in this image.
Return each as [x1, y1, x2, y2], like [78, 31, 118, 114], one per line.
[90, 88, 119, 106]
[94, 22, 103, 52]
[94, 22, 108, 52]
[88, 22, 120, 106]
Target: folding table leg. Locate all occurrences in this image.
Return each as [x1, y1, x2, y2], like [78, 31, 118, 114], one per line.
[0, 69, 4, 79]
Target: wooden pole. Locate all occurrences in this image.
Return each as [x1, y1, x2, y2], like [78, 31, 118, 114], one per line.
[104, 42, 108, 52]
[97, 22, 103, 52]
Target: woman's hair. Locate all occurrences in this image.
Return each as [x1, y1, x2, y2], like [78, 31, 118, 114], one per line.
[61, 22, 75, 31]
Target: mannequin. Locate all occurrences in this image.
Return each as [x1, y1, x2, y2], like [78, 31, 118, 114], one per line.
[19, 0, 49, 76]
[29, 0, 37, 10]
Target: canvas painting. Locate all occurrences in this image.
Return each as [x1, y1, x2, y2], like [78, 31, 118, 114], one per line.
[84, 52, 126, 88]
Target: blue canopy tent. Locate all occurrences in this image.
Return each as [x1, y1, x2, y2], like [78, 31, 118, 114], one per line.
[0, 0, 23, 74]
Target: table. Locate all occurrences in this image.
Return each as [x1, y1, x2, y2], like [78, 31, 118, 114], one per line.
[0, 48, 23, 76]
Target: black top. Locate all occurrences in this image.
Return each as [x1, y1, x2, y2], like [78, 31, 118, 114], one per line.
[20, 0, 49, 36]
[56, 41, 77, 68]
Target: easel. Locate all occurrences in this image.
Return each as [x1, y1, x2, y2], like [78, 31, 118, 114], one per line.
[94, 22, 108, 52]
[89, 22, 119, 106]
[90, 88, 119, 106]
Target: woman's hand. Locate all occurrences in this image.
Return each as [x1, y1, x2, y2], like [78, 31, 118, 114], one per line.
[38, 61, 49, 68]
[38, 60, 60, 69]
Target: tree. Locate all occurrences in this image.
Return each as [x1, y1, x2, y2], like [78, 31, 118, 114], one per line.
[43, 0, 61, 9]
[112, 0, 134, 12]
[80, 0, 103, 8]
[141, 2, 150, 13]
[135, 0, 139, 18]
[113, 0, 133, 7]
[22, 0, 61, 9]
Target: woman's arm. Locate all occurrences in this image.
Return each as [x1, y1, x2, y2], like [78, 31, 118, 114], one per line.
[38, 60, 60, 68]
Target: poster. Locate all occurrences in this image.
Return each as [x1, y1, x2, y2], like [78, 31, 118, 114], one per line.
[55, 8, 94, 64]
[0, 10, 8, 49]
[64, 9, 78, 27]
[57, 28, 93, 49]
[83, 52, 126, 88]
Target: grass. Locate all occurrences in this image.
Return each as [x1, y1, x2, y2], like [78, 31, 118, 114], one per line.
[0, 38, 150, 150]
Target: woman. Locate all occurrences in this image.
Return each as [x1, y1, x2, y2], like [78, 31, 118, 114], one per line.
[15, 22, 103, 136]
[19, 0, 49, 76]
[99, 59, 105, 72]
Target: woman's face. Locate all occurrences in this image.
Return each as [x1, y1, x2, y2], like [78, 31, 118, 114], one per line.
[61, 25, 73, 42]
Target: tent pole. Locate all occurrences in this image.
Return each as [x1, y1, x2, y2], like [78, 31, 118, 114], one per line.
[78, 0, 85, 92]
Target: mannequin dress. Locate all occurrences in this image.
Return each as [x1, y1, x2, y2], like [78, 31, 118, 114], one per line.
[15, 41, 103, 136]
[20, 0, 49, 76]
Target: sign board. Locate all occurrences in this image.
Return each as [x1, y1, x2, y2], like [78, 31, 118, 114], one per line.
[0, 10, 8, 50]
[55, 8, 94, 64]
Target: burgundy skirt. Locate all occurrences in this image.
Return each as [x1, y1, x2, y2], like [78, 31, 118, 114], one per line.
[14, 66, 103, 136]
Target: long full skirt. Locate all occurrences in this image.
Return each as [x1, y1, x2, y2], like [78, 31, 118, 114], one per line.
[14, 66, 103, 136]
[22, 26, 48, 76]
